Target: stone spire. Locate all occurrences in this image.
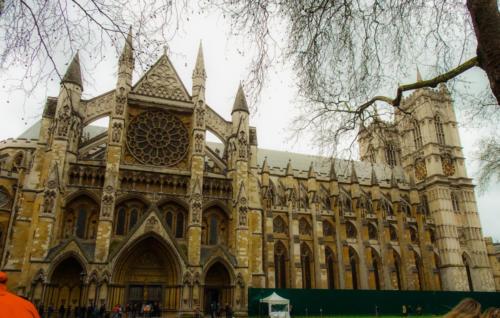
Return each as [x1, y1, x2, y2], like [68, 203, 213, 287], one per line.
[329, 160, 337, 181]
[261, 157, 270, 174]
[231, 83, 249, 114]
[62, 53, 82, 88]
[192, 41, 206, 98]
[350, 161, 358, 183]
[120, 26, 133, 63]
[370, 164, 378, 185]
[285, 159, 293, 176]
[307, 162, 316, 179]
[416, 67, 423, 82]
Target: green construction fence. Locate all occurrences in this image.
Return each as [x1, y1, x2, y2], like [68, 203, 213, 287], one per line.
[248, 288, 500, 316]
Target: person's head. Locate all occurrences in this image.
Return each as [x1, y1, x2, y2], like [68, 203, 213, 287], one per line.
[482, 307, 500, 318]
[444, 298, 482, 318]
[0, 271, 8, 285]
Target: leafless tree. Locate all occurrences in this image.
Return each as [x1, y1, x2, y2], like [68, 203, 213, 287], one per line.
[211, 0, 499, 180]
[0, 0, 188, 96]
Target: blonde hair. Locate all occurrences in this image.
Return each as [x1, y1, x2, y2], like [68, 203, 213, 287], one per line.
[481, 307, 500, 318]
[444, 298, 482, 318]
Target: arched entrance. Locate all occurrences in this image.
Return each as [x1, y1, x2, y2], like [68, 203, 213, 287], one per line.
[113, 236, 181, 312]
[46, 257, 86, 309]
[204, 262, 232, 313]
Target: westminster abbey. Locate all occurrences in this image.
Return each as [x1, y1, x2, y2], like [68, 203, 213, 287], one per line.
[0, 30, 498, 316]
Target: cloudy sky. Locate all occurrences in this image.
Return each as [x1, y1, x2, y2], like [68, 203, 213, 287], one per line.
[0, 7, 498, 241]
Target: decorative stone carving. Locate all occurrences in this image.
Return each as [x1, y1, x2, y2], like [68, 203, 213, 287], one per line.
[133, 56, 189, 101]
[195, 104, 205, 128]
[146, 216, 159, 228]
[238, 131, 247, 159]
[111, 122, 123, 143]
[101, 194, 114, 217]
[414, 158, 427, 180]
[115, 87, 127, 115]
[127, 110, 189, 166]
[56, 105, 72, 137]
[42, 189, 56, 214]
[239, 197, 248, 226]
[194, 132, 204, 154]
[441, 155, 455, 176]
[190, 193, 202, 224]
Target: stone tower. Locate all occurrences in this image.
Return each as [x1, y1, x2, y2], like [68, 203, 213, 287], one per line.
[360, 74, 495, 291]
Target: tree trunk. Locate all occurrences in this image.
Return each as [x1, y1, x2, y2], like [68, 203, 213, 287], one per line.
[467, 0, 500, 105]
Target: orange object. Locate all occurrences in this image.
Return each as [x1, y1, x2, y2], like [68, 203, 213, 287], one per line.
[0, 271, 40, 318]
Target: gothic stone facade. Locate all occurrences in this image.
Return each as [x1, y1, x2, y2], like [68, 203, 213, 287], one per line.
[0, 34, 498, 316]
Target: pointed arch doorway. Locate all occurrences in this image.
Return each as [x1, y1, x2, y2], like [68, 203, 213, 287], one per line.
[204, 262, 232, 313]
[113, 236, 181, 312]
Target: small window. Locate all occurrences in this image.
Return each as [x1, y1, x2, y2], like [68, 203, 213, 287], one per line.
[410, 227, 419, 243]
[166, 211, 173, 229]
[129, 209, 138, 231]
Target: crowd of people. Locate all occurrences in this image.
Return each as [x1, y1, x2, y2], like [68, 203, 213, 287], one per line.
[1, 271, 499, 318]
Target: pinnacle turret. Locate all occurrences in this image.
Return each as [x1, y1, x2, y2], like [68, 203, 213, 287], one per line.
[285, 159, 293, 176]
[416, 67, 423, 82]
[350, 161, 358, 183]
[120, 26, 134, 63]
[231, 83, 249, 114]
[329, 160, 337, 181]
[308, 162, 316, 179]
[62, 53, 83, 88]
[370, 164, 378, 185]
[192, 41, 206, 98]
[261, 157, 270, 174]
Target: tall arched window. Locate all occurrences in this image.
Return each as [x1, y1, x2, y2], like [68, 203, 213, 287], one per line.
[299, 218, 312, 236]
[371, 248, 382, 290]
[434, 115, 445, 145]
[463, 254, 474, 291]
[325, 247, 336, 289]
[385, 143, 397, 167]
[300, 243, 313, 289]
[368, 223, 378, 240]
[389, 226, 398, 242]
[413, 120, 423, 148]
[274, 241, 288, 288]
[414, 251, 424, 290]
[273, 216, 287, 234]
[400, 198, 411, 217]
[393, 250, 402, 290]
[202, 206, 228, 245]
[322, 220, 335, 238]
[410, 227, 419, 244]
[381, 198, 394, 217]
[349, 247, 359, 290]
[209, 216, 218, 245]
[116, 207, 126, 235]
[175, 213, 184, 238]
[451, 191, 460, 213]
[63, 195, 99, 240]
[346, 222, 357, 239]
[420, 195, 430, 216]
[339, 192, 353, 215]
[129, 208, 138, 231]
[159, 201, 187, 239]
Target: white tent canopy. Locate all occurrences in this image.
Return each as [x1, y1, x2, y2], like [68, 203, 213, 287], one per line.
[260, 292, 290, 318]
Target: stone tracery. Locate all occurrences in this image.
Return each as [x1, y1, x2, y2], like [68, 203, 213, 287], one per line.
[126, 110, 189, 166]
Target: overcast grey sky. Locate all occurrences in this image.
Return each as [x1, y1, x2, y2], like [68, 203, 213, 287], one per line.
[0, 7, 498, 241]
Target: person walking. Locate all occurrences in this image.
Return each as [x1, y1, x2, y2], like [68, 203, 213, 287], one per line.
[0, 271, 40, 318]
[48, 304, 54, 318]
[58, 304, 65, 318]
[224, 304, 232, 318]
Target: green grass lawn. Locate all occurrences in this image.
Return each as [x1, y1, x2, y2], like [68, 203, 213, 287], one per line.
[250, 316, 438, 318]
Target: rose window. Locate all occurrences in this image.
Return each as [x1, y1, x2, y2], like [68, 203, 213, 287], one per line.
[126, 110, 189, 166]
